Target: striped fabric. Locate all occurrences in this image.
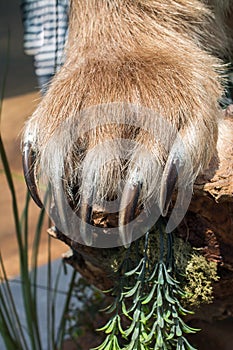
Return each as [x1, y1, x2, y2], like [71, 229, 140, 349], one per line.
[21, 0, 69, 77]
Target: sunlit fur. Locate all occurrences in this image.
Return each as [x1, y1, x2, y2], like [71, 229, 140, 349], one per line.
[23, 0, 233, 208]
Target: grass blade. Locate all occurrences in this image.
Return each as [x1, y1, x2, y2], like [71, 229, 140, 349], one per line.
[0, 253, 29, 350]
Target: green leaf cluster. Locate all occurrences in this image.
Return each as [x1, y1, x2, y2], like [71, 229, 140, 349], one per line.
[93, 228, 200, 350]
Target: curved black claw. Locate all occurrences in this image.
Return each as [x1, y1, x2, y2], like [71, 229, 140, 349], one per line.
[79, 192, 94, 246]
[160, 156, 179, 216]
[22, 141, 43, 208]
[119, 181, 142, 248]
[52, 179, 69, 233]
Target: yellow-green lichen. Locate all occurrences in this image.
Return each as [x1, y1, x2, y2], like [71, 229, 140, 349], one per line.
[183, 253, 219, 306]
[169, 237, 220, 307]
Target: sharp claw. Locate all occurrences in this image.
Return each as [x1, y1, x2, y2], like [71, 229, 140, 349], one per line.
[22, 141, 43, 208]
[52, 179, 70, 233]
[79, 194, 93, 246]
[119, 181, 142, 248]
[160, 156, 179, 216]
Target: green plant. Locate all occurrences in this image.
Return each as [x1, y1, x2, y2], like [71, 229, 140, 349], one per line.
[93, 224, 200, 350]
[183, 254, 219, 307]
[0, 39, 78, 350]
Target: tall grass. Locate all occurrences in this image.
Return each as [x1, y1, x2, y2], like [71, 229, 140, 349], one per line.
[0, 37, 78, 350]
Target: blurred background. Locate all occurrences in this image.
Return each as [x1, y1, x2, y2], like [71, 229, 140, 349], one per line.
[0, 0, 66, 277]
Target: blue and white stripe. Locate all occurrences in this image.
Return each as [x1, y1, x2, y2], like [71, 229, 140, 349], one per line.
[21, 0, 69, 77]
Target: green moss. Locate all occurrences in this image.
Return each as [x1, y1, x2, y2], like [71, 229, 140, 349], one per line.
[183, 253, 219, 306]
[167, 237, 220, 307]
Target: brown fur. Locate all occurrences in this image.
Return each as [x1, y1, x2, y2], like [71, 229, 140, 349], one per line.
[23, 0, 233, 208]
